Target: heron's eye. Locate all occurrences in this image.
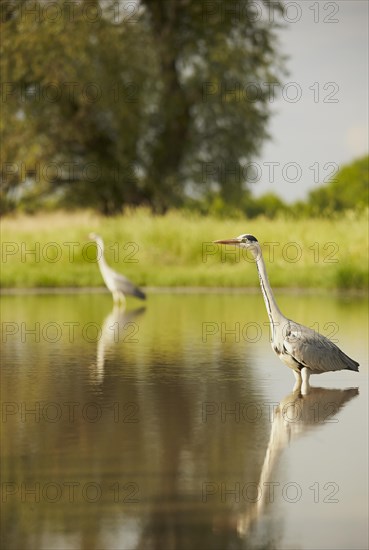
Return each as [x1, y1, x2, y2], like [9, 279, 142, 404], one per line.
[242, 237, 248, 243]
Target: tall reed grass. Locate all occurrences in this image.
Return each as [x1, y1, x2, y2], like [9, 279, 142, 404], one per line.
[1, 209, 367, 289]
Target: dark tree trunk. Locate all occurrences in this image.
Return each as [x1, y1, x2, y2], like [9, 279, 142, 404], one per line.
[143, 1, 191, 212]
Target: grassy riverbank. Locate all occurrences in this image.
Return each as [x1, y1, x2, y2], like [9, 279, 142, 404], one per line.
[1, 210, 368, 289]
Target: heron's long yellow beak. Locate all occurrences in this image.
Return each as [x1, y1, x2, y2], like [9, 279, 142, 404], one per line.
[213, 238, 241, 244]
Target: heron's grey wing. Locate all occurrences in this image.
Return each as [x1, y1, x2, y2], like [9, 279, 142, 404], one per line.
[109, 268, 146, 300]
[283, 323, 359, 373]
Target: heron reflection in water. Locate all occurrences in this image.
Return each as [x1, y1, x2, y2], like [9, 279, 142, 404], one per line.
[90, 305, 146, 384]
[235, 385, 359, 536]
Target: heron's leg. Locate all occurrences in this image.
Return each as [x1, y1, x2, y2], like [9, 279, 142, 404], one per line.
[119, 292, 126, 309]
[301, 368, 311, 395]
[292, 370, 302, 392]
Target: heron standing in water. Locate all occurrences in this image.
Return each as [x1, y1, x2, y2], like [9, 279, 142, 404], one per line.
[88, 233, 146, 305]
[214, 234, 359, 393]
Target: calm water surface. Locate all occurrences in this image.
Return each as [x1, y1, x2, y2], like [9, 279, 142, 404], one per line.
[1, 292, 368, 550]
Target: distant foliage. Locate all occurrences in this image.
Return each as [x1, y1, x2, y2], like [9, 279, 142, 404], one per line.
[1, 0, 285, 214]
[304, 155, 369, 216]
[185, 155, 369, 219]
[193, 191, 290, 219]
[243, 192, 290, 219]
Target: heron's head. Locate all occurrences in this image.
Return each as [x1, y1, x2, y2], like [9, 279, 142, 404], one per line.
[214, 234, 259, 250]
[88, 232, 100, 241]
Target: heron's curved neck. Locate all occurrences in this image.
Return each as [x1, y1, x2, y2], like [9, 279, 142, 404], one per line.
[96, 240, 107, 267]
[254, 248, 283, 326]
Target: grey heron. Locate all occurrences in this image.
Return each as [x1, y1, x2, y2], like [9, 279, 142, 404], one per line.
[88, 233, 146, 304]
[214, 234, 359, 393]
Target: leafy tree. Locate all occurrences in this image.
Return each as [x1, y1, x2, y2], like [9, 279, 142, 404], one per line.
[140, 0, 285, 210]
[305, 155, 369, 215]
[1, 0, 285, 214]
[243, 192, 290, 218]
[1, 0, 156, 214]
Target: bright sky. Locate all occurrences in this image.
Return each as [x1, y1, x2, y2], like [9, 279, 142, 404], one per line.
[254, 0, 368, 202]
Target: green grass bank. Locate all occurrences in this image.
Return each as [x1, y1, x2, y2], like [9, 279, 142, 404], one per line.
[1, 210, 368, 290]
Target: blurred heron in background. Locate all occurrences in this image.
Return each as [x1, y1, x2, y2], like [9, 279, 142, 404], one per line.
[88, 233, 146, 305]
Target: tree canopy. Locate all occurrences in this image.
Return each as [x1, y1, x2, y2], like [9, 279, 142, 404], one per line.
[192, 155, 369, 218]
[1, 0, 285, 214]
[304, 155, 369, 215]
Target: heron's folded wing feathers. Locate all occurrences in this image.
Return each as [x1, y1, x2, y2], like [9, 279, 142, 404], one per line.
[109, 268, 146, 299]
[283, 325, 357, 373]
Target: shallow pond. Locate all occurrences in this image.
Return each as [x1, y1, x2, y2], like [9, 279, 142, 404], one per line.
[1, 292, 368, 549]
